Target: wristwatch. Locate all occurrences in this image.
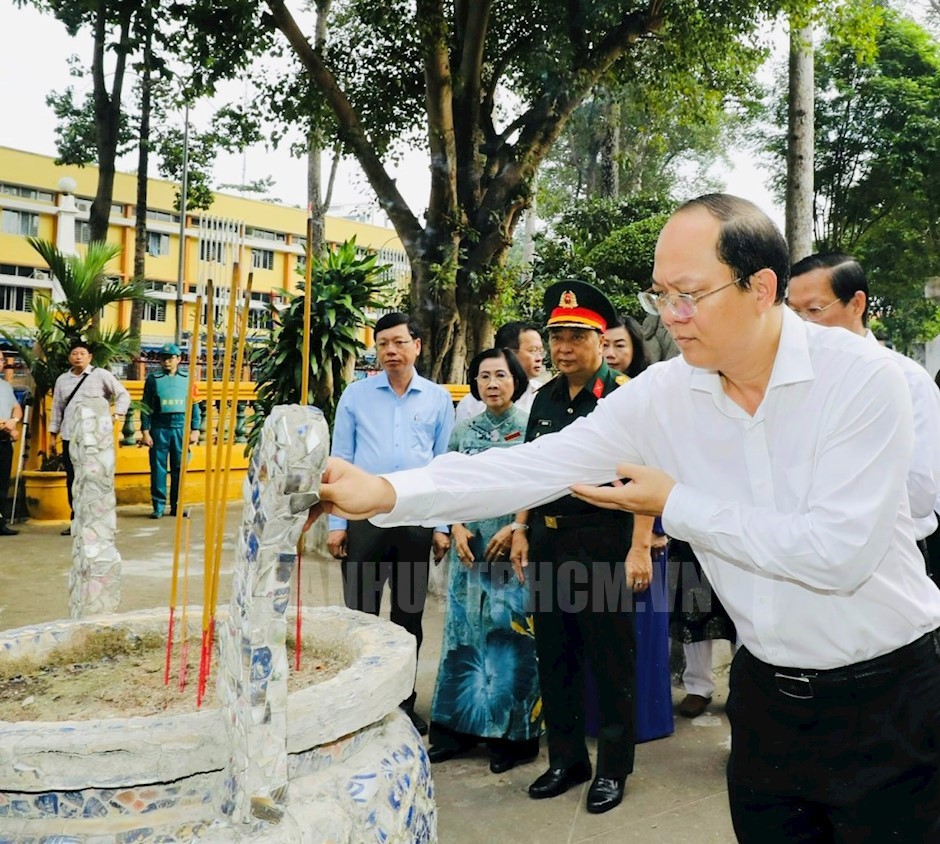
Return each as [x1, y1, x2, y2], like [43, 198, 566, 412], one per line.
[510, 521, 529, 532]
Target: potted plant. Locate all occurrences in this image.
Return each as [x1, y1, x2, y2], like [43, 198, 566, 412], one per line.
[0, 238, 146, 521]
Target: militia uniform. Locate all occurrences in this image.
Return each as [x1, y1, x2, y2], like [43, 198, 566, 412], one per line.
[524, 281, 637, 796]
[141, 343, 201, 518]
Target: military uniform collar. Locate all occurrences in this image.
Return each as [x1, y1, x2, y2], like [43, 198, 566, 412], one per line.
[549, 360, 613, 398]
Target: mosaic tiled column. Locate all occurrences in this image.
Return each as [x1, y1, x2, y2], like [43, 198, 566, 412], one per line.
[68, 395, 121, 619]
[217, 405, 330, 826]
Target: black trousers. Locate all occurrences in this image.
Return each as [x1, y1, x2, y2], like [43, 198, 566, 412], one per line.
[341, 520, 432, 704]
[727, 630, 940, 843]
[0, 439, 12, 523]
[528, 516, 636, 779]
[61, 439, 75, 519]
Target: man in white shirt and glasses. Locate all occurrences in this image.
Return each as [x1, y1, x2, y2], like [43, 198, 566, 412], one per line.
[305, 194, 940, 841]
[787, 252, 940, 581]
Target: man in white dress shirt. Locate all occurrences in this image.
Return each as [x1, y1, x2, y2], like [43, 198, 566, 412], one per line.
[453, 321, 543, 424]
[787, 252, 940, 573]
[305, 194, 940, 841]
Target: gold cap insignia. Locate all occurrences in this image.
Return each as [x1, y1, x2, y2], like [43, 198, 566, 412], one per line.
[559, 290, 579, 309]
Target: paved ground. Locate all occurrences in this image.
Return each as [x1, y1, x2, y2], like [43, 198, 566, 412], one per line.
[0, 505, 736, 843]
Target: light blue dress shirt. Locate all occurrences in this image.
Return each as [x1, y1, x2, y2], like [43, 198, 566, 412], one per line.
[329, 369, 454, 531]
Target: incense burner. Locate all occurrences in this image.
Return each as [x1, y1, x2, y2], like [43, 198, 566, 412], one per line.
[0, 605, 434, 842]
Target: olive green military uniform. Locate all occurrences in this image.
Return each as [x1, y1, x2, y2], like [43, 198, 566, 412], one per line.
[526, 360, 637, 780]
[141, 369, 201, 517]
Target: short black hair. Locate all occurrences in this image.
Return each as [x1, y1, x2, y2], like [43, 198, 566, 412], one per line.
[678, 194, 789, 303]
[374, 312, 420, 339]
[468, 348, 528, 403]
[790, 253, 869, 324]
[608, 315, 649, 378]
[494, 321, 541, 349]
[68, 340, 92, 354]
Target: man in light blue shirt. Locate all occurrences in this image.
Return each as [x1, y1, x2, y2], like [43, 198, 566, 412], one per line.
[328, 312, 454, 735]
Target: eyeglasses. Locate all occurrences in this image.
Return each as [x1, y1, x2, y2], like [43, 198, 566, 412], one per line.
[787, 299, 841, 322]
[475, 370, 513, 383]
[638, 278, 743, 319]
[376, 338, 414, 350]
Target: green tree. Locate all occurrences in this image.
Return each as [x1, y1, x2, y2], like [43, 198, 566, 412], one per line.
[246, 240, 393, 449]
[0, 239, 146, 433]
[767, 3, 940, 350]
[187, 0, 818, 380]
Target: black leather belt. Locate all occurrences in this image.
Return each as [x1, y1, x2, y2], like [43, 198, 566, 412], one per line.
[747, 628, 940, 700]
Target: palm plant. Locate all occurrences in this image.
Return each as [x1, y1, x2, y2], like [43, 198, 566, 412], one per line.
[246, 238, 393, 450]
[0, 238, 147, 455]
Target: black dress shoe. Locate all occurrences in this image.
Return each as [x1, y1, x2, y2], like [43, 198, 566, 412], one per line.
[428, 743, 474, 764]
[0, 523, 18, 536]
[403, 708, 429, 736]
[528, 761, 592, 799]
[489, 751, 538, 774]
[60, 526, 72, 536]
[586, 776, 625, 814]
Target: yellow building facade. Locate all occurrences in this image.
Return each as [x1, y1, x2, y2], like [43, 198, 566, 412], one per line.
[0, 145, 409, 357]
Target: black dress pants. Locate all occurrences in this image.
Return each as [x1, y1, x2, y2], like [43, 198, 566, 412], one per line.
[0, 439, 12, 523]
[61, 439, 75, 519]
[342, 520, 432, 702]
[528, 515, 636, 779]
[727, 631, 940, 843]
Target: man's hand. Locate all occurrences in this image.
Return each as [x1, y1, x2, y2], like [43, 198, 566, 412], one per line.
[452, 522, 475, 568]
[484, 524, 513, 562]
[509, 529, 529, 584]
[327, 529, 348, 559]
[432, 531, 450, 564]
[570, 462, 676, 516]
[141, 431, 154, 448]
[302, 457, 397, 532]
[626, 545, 653, 593]
[189, 430, 200, 445]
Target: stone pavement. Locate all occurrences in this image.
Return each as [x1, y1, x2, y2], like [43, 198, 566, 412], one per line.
[0, 505, 736, 843]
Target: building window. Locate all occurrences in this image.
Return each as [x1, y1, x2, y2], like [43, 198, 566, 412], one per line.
[147, 208, 180, 224]
[247, 308, 270, 330]
[0, 183, 53, 203]
[0, 284, 32, 312]
[147, 231, 170, 256]
[246, 226, 285, 243]
[143, 299, 167, 322]
[1, 210, 39, 237]
[75, 221, 92, 244]
[199, 241, 223, 262]
[252, 248, 274, 270]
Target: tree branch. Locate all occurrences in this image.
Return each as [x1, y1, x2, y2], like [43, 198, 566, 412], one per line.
[416, 0, 459, 231]
[265, 0, 424, 254]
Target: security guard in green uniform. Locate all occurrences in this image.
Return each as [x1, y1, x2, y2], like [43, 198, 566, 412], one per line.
[509, 280, 654, 815]
[141, 343, 201, 519]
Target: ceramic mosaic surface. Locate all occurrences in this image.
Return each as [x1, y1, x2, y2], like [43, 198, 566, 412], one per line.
[217, 405, 331, 825]
[68, 395, 121, 618]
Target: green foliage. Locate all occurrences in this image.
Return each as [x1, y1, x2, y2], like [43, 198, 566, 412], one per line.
[533, 196, 674, 317]
[245, 239, 393, 451]
[764, 3, 940, 351]
[0, 238, 145, 410]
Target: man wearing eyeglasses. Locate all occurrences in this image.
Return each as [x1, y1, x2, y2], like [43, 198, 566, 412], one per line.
[327, 311, 454, 736]
[788, 253, 940, 582]
[307, 195, 940, 841]
[503, 279, 654, 814]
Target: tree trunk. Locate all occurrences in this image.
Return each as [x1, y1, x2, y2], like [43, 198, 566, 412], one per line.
[600, 98, 621, 200]
[786, 21, 815, 263]
[131, 16, 154, 341]
[306, 0, 335, 259]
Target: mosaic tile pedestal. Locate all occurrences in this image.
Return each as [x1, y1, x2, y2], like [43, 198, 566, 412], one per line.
[0, 606, 436, 842]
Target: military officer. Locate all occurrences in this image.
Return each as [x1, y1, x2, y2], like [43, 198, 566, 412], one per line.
[509, 280, 655, 814]
[141, 343, 201, 519]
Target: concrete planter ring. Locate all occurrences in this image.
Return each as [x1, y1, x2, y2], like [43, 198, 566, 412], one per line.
[0, 605, 436, 842]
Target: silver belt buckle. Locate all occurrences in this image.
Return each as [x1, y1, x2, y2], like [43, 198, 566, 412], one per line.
[774, 671, 814, 699]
